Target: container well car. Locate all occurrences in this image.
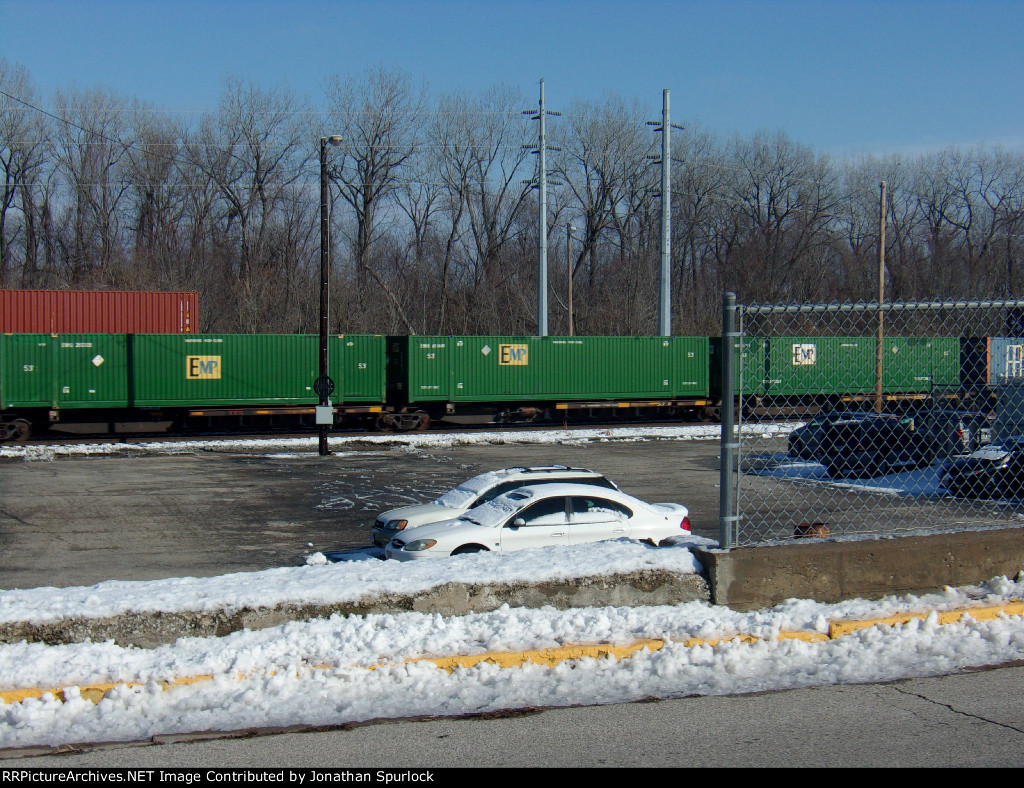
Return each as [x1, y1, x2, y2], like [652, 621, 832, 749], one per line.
[370, 466, 619, 548]
[384, 483, 691, 560]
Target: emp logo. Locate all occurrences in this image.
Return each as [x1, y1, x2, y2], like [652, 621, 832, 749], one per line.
[187, 355, 221, 379]
[499, 344, 529, 365]
[792, 344, 817, 366]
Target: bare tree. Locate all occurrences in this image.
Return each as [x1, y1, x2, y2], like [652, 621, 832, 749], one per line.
[124, 100, 186, 289]
[185, 76, 312, 329]
[727, 130, 839, 303]
[49, 85, 135, 285]
[0, 59, 51, 286]
[553, 94, 656, 333]
[324, 66, 425, 327]
[671, 125, 729, 332]
[430, 83, 534, 333]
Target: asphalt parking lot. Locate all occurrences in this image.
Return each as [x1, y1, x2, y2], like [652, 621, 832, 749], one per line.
[0, 436, 722, 590]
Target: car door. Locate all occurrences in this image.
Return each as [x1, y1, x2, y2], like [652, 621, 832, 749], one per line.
[499, 496, 570, 552]
[567, 496, 632, 545]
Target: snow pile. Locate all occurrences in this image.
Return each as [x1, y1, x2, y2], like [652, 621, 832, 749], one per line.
[1, 574, 1022, 751]
[0, 538, 711, 625]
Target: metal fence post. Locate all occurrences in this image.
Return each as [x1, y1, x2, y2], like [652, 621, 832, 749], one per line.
[720, 292, 738, 549]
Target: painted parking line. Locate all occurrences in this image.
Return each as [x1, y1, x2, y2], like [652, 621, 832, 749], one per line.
[1, 600, 1020, 706]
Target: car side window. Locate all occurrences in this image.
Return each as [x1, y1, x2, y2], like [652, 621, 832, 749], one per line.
[569, 497, 631, 523]
[508, 497, 568, 527]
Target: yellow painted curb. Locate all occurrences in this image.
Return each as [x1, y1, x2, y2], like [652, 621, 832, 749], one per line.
[0, 673, 216, 706]
[828, 600, 1024, 639]
[1, 600, 1019, 706]
[411, 638, 667, 672]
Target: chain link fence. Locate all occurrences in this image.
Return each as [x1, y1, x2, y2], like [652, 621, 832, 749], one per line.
[720, 296, 1024, 547]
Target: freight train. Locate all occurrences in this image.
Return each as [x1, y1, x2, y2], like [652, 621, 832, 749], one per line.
[0, 332, 1018, 441]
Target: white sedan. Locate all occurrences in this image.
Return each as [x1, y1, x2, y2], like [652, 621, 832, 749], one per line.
[384, 483, 691, 561]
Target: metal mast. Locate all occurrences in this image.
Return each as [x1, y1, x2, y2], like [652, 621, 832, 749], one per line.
[647, 90, 682, 337]
[659, 89, 672, 337]
[537, 79, 549, 336]
[523, 79, 560, 336]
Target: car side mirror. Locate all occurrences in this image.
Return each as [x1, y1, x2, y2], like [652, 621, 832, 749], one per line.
[512, 518, 526, 527]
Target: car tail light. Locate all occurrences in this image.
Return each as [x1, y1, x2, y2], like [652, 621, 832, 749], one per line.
[680, 515, 691, 531]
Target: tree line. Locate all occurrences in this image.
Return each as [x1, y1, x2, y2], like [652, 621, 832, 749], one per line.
[2, 61, 1022, 336]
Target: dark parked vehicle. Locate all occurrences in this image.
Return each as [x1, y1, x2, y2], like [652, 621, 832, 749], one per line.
[812, 414, 924, 478]
[911, 409, 994, 464]
[941, 437, 1024, 499]
[788, 411, 849, 460]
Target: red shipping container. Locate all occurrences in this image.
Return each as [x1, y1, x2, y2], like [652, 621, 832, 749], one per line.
[0, 290, 198, 334]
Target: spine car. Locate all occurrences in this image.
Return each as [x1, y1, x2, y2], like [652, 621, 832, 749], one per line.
[0, 332, 1018, 441]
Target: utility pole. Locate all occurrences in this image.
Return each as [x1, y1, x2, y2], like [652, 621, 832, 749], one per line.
[523, 79, 561, 336]
[646, 90, 684, 337]
[875, 180, 887, 415]
[659, 89, 671, 336]
[567, 222, 575, 336]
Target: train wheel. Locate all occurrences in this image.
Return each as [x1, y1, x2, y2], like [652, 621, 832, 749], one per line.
[375, 413, 396, 432]
[414, 411, 430, 431]
[3, 419, 31, 443]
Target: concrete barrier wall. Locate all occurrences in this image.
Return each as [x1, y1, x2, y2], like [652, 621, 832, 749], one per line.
[695, 526, 1024, 610]
[0, 570, 711, 648]
[3, 529, 1021, 647]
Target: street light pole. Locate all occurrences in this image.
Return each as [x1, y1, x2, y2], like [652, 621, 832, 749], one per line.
[318, 135, 343, 456]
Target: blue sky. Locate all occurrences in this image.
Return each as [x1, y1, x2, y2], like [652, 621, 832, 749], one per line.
[3, 0, 1022, 157]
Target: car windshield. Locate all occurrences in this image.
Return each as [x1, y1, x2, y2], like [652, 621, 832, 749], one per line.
[454, 492, 532, 528]
[432, 469, 523, 509]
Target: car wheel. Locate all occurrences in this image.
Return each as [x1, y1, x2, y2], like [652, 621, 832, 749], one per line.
[450, 544, 489, 556]
[823, 465, 838, 477]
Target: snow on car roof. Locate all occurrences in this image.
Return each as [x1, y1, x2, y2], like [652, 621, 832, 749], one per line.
[434, 466, 599, 508]
[458, 483, 636, 527]
[433, 468, 525, 508]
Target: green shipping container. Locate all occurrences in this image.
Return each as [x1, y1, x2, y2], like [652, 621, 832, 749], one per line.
[882, 336, 960, 392]
[55, 334, 129, 408]
[764, 336, 871, 397]
[386, 336, 450, 403]
[131, 334, 386, 407]
[392, 335, 709, 404]
[710, 336, 769, 397]
[0, 333, 128, 410]
[0, 334, 52, 408]
[330, 335, 387, 402]
[740, 335, 961, 398]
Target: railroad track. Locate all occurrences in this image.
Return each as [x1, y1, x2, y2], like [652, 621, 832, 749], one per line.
[13, 414, 763, 449]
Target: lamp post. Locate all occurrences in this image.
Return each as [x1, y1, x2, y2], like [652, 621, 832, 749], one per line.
[317, 134, 343, 456]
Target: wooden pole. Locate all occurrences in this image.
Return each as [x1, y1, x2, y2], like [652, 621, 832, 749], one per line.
[875, 181, 886, 414]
